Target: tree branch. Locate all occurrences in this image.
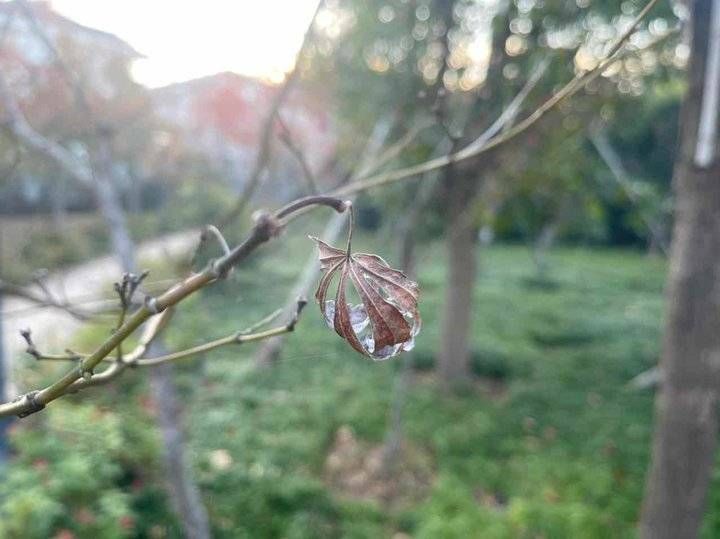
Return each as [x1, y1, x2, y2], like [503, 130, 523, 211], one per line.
[0, 197, 348, 417]
[0, 0, 663, 418]
[137, 299, 306, 367]
[277, 114, 319, 194]
[0, 73, 93, 185]
[0, 278, 94, 320]
[334, 0, 665, 197]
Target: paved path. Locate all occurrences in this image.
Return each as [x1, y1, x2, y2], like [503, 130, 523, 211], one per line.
[2, 229, 199, 396]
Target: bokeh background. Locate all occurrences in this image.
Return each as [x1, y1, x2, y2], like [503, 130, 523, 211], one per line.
[0, 0, 711, 537]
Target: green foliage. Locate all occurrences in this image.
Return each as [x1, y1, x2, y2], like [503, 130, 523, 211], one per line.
[0, 401, 179, 538]
[4, 238, 682, 537]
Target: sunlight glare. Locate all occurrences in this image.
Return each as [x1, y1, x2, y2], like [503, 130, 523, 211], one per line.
[50, 0, 320, 87]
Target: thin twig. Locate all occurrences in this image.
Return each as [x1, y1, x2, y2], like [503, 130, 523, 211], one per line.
[19, 329, 83, 362]
[0, 197, 347, 417]
[137, 299, 307, 367]
[0, 279, 94, 320]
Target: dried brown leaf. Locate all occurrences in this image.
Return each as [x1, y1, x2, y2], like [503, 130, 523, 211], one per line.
[311, 235, 420, 361]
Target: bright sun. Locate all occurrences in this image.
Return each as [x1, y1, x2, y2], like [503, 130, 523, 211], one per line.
[50, 0, 320, 87]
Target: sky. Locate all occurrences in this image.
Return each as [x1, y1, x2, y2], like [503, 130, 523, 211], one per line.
[50, 0, 320, 88]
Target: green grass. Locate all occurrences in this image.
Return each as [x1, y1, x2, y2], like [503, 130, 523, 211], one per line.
[171, 243, 667, 538]
[8, 238, 714, 538]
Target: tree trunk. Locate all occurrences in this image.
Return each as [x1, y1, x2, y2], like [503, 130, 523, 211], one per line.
[531, 219, 560, 279]
[93, 134, 210, 539]
[640, 1, 720, 537]
[94, 135, 137, 272]
[437, 171, 478, 387]
[149, 343, 211, 539]
[434, 0, 510, 389]
[531, 198, 569, 279]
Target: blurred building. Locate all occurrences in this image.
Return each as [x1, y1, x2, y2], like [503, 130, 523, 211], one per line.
[151, 72, 337, 200]
[0, 1, 337, 216]
[0, 0, 144, 215]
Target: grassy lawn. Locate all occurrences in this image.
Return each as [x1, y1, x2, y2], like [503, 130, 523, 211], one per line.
[10, 235, 715, 538]
[173, 241, 668, 538]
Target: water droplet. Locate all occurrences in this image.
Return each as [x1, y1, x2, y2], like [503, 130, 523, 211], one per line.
[323, 300, 336, 329]
[349, 304, 369, 333]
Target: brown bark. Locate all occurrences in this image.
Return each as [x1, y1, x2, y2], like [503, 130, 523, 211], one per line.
[640, 1, 720, 537]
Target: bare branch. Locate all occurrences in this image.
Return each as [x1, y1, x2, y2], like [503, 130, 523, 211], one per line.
[277, 114, 319, 194]
[19, 328, 82, 362]
[0, 197, 348, 417]
[0, 278, 94, 320]
[334, 0, 665, 197]
[589, 126, 669, 255]
[137, 299, 307, 367]
[358, 118, 435, 178]
[202, 225, 231, 257]
[0, 0, 663, 418]
[64, 307, 175, 393]
[15, 0, 96, 122]
[0, 73, 93, 185]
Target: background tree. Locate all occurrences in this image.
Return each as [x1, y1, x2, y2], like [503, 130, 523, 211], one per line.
[641, 0, 720, 536]
[0, 3, 211, 536]
[311, 0, 678, 389]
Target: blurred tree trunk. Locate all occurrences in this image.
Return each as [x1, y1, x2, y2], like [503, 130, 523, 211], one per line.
[437, 168, 478, 387]
[0, 12, 208, 529]
[531, 219, 559, 278]
[149, 343, 211, 539]
[95, 133, 211, 539]
[531, 197, 569, 279]
[94, 132, 137, 271]
[640, 1, 720, 537]
[436, 0, 509, 389]
[128, 170, 142, 214]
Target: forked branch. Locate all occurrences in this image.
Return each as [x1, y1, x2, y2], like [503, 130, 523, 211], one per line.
[0, 197, 348, 418]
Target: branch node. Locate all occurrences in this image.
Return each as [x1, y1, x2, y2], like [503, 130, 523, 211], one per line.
[208, 258, 227, 280]
[65, 349, 82, 361]
[15, 391, 45, 418]
[144, 295, 161, 314]
[20, 328, 40, 359]
[287, 297, 308, 331]
[78, 364, 93, 381]
[252, 210, 283, 239]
